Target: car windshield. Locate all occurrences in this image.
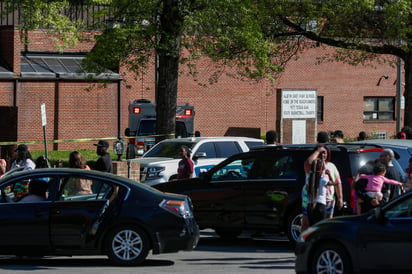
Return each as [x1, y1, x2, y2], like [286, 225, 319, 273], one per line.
[143, 141, 196, 158]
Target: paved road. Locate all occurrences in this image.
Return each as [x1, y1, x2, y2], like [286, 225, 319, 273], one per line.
[0, 230, 297, 274]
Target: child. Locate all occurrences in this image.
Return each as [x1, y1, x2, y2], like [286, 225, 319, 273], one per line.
[305, 158, 334, 226]
[359, 161, 403, 203]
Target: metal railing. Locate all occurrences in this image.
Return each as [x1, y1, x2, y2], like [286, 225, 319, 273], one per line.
[0, 1, 109, 28]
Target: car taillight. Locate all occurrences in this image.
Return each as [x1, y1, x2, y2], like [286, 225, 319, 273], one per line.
[159, 199, 193, 219]
[133, 107, 141, 114]
[347, 177, 355, 211]
[137, 141, 145, 148]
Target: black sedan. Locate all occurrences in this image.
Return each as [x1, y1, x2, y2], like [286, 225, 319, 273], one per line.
[0, 168, 199, 266]
[295, 191, 412, 274]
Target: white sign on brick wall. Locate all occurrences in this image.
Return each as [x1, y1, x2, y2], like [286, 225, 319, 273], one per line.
[282, 90, 316, 119]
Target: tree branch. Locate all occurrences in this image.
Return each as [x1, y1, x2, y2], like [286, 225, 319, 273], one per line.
[282, 17, 406, 60]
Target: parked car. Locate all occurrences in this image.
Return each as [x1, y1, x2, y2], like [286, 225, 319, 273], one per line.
[136, 137, 264, 186]
[0, 168, 199, 266]
[351, 139, 412, 171]
[153, 144, 396, 243]
[295, 190, 412, 274]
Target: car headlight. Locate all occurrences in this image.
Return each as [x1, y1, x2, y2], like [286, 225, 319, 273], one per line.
[145, 166, 165, 179]
[298, 226, 318, 242]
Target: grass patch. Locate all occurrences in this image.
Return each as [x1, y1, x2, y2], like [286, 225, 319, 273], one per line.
[31, 150, 119, 168]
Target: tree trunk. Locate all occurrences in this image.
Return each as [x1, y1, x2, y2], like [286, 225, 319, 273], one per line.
[403, 52, 412, 130]
[155, 0, 183, 143]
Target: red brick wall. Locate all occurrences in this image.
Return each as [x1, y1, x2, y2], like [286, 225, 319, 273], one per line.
[0, 28, 402, 151]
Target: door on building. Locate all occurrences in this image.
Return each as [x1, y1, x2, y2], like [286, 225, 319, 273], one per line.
[0, 106, 17, 161]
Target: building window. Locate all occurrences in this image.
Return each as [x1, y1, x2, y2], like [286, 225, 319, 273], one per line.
[317, 96, 324, 122]
[363, 97, 395, 121]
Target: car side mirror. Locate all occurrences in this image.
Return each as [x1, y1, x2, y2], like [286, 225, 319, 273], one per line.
[193, 152, 207, 161]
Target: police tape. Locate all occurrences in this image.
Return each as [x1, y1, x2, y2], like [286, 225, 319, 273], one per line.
[0, 134, 177, 146]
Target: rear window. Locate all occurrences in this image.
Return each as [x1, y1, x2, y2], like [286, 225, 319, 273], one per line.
[215, 141, 242, 158]
[197, 142, 217, 158]
[347, 151, 383, 176]
[245, 141, 264, 149]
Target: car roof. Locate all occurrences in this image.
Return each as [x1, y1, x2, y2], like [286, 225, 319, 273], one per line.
[251, 143, 386, 153]
[0, 168, 137, 186]
[351, 139, 412, 148]
[158, 136, 264, 143]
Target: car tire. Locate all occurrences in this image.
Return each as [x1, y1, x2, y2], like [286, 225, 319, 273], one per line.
[105, 225, 150, 266]
[214, 228, 242, 239]
[311, 243, 352, 274]
[286, 208, 302, 244]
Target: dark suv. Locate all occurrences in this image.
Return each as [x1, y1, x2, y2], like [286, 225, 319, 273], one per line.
[153, 144, 404, 243]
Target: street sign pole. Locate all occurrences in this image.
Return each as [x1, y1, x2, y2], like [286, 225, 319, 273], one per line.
[41, 103, 48, 159]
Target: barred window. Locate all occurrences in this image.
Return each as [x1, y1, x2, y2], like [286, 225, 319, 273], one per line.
[363, 97, 395, 121]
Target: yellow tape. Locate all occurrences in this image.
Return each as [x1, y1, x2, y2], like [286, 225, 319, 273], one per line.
[0, 133, 177, 146]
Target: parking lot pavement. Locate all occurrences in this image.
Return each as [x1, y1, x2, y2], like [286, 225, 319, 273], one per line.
[200, 229, 289, 241]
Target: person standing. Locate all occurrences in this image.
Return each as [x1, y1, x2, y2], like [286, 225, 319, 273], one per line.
[379, 148, 404, 200]
[10, 144, 36, 199]
[11, 144, 36, 171]
[35, 155, 51, 169]
[301, 145, 343, 231]
[177, 145, 194, 180]
[357, 131, 367, 141]
[94, 140, 113, 173]
[316, 133, 342, 218]
[332, 130, 345, 143]
[316, 131, 329, 143]
[265, 130, 278, 145]
[67, 151, 92, 195]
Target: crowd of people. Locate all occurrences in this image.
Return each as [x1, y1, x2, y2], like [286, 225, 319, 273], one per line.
[300, 129, 408, 232]
[0, 140, 113, 202]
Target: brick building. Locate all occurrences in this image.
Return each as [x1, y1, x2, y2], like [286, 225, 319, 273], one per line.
[0, 23, 402, 157]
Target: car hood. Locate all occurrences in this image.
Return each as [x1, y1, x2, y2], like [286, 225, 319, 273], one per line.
[153, 178, 203, 194]
[309, 213, 372, 235]
[135, 157, 178, 167]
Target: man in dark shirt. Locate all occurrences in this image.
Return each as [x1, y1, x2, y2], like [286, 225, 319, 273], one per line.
[379, 148, 404, 200]
[94, 140, 113, 173]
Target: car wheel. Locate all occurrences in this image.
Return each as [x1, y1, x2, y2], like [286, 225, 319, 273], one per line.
[105, 226, 150, 266]
[311, 243, 352, 274]
[214, 228, 242, 239]
[286, 208, 302, 243]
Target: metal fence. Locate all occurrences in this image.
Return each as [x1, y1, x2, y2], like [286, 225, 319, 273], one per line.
[0, 1, 109, 28]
